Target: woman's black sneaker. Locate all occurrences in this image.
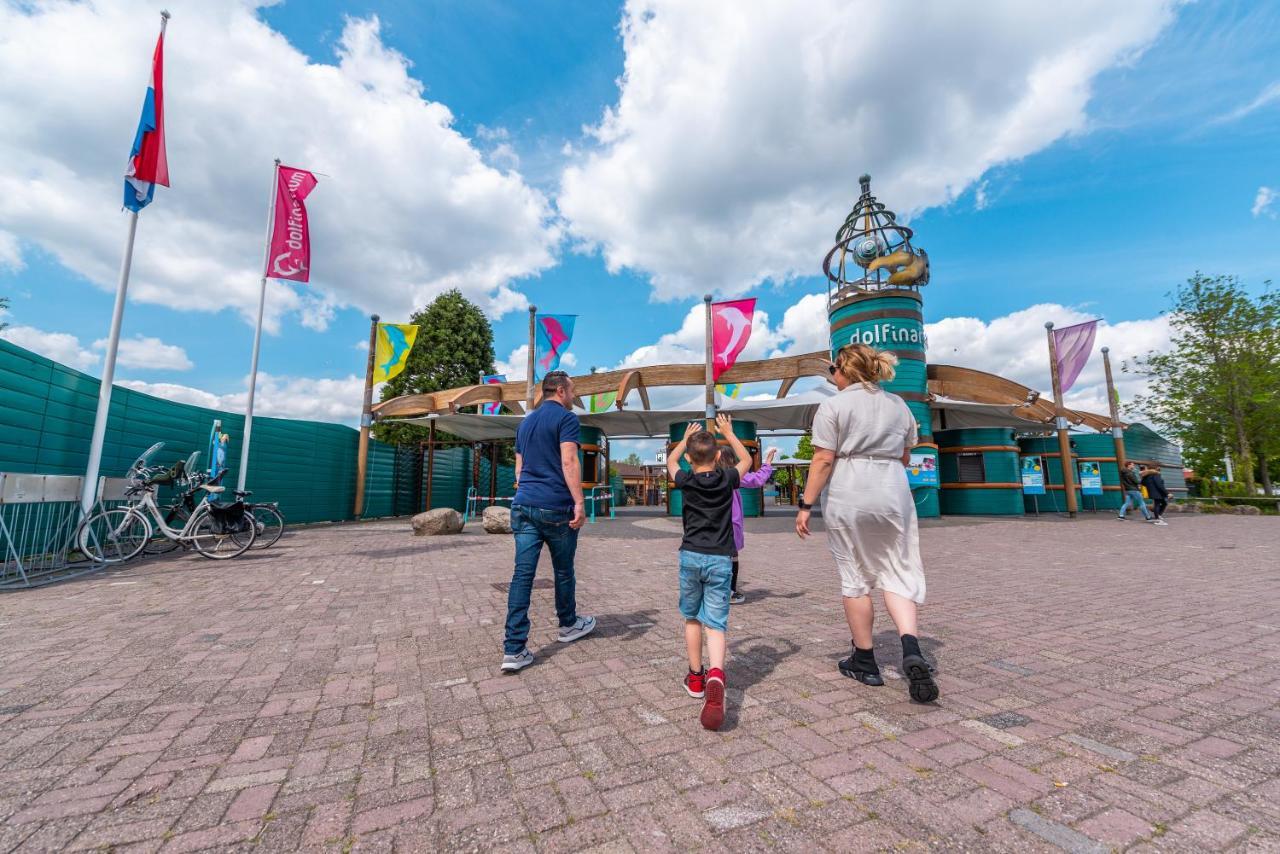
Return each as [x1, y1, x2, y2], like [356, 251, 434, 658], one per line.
[838, 652, 884, 686]
[901, 654, 939, 703]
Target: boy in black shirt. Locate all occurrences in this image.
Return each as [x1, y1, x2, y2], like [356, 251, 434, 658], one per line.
[667, 414, 752, 730]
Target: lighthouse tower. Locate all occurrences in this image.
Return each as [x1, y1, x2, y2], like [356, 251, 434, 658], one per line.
[822, 175, 939, 518]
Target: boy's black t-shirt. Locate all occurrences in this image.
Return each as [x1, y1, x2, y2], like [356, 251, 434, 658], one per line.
[674, 468, 741, 556]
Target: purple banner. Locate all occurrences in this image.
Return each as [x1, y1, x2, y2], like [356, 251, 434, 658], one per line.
[1053, 320, 1097, 394]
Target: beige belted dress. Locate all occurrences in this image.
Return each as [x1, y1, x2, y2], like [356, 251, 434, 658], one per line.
[810, 385, 926, 604]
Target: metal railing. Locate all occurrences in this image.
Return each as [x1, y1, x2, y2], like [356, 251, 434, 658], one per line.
[462, 487, 616, 524]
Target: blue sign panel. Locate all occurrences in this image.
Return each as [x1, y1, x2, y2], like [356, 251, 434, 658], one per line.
[1021, 456, 1045, 495]
[1079, 461, 1103, 495]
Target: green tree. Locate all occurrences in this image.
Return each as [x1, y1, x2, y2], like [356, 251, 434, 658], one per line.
[1128, 274, 1279, 494]
[372, 289, 496, 445]
[0, 295, 8, 331]
[621, 452, 643, 467]
[795, 433, 814, 460]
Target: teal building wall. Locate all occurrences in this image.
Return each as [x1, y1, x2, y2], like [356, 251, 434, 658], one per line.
[935, 428, 1023, 515]
[666, 419, 761, 518]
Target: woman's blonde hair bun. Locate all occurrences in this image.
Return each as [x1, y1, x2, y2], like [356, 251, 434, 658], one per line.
[835, 343, 898, 388]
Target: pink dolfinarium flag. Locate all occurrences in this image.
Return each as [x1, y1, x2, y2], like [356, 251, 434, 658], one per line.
[1053, 320, 1098, 394]
[711, 298, 757, 382]
[266, 165, 318, 282]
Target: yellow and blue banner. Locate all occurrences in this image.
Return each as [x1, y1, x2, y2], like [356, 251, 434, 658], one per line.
[373, 323, 418, 383]
[716, 383, 742, 399]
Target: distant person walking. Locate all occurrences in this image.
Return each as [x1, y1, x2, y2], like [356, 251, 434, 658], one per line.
[796, 344, 938, 703]
[1118, 461, 1154, 522]
[1140, 464, 1170, 526]
[501, 371, 596, 672]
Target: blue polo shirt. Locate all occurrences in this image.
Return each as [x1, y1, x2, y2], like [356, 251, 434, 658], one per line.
[513, 400, 580, 511]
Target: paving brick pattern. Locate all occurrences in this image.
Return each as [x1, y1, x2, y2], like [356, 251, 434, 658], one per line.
[0, 511, 1277, 852]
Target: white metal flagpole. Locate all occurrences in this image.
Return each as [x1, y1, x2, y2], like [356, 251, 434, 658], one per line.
[79, 211, 141, 515]
[237, 158, 281, 493]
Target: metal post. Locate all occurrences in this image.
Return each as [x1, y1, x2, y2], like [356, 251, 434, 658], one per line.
[704, 295, 714, 429]
[1101, 346, 1127, 472]
[353, 314, 380, 518]
[80, 210, 140, 515]
[425, 421, 436, 511]
[237, 158, 281, 493]
[526, 305, 537, 411]
[1045, 322, 1078, 517]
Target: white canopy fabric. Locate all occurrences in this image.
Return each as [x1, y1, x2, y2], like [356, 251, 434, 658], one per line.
[385, 388, 1054, 441]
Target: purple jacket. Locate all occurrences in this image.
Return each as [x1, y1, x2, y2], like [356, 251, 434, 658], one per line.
[731, 463, 773, 553]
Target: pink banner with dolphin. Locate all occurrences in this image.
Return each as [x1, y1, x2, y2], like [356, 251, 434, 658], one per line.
[266, 165, 318, 282]
[711, 298, 756, 381]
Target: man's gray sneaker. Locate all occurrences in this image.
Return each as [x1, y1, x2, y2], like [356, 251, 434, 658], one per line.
[557, 615, 597, 643]
[501, 649, 534, 672]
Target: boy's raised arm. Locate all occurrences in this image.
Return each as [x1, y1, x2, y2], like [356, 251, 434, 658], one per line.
[667, 421, 700, 480]
[715, 414, 752, 479]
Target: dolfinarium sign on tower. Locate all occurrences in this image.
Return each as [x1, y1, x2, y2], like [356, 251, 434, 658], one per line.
[822, 174, 939, 517]
[845, 322, 929, 349]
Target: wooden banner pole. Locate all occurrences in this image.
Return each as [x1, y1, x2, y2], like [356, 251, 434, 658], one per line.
[353, 313, 379, 518]
[1045, 322, 1078, 517]
[1101, 346, 1127, 472]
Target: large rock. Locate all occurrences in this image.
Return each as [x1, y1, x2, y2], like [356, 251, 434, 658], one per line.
[1231, 503, 1262, 516]
[482, 506, 513, 534]
[412, 508, 464, 536]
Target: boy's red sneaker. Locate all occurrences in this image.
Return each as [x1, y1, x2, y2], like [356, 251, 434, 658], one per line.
[700, 668, 725, 731]
[683, 668, 705, 699]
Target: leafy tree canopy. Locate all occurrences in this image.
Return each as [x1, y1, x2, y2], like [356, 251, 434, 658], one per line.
[372, 289, 496, 445]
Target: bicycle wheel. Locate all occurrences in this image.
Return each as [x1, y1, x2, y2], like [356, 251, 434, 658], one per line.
[77, 509, 151, 564]
[189, 507, 256, 559]
[144, 505, 190, 554]
[248, 504, 285, 549]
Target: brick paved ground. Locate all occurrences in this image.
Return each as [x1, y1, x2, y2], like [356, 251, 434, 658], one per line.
[0, 510, 1277, 852]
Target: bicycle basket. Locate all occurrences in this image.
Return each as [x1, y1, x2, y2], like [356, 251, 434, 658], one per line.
[207, 501, 252, 535]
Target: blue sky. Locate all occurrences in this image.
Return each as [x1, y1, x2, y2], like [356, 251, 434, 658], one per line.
[0, 0, 1276, 440]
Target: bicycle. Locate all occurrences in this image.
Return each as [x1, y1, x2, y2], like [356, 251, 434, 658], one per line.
[77, 443, 257, 563]
[146, 469, 284, 554]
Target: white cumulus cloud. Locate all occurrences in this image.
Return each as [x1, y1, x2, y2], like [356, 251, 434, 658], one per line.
[120, 372, 367, 424]
[558, 0, 1177, 299]
[0, 324, 99, 370]
[1252, 186, 1277, 218]
[0, 2, 560, 332]
[93, 334, 193, 371]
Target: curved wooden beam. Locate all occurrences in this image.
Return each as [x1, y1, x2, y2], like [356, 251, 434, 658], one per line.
[777, 377, 798, 399]
[448, 384, 503, 412]
[615, 370, 651, 411]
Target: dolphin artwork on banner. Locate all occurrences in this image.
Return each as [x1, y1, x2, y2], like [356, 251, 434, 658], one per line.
[711, 298, 756, 381]
[267, 165, 319, 282]
[480, 374, 506, 415]
[534, 314, 576, 381]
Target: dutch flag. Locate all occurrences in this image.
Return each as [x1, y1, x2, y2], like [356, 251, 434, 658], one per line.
[124, 18, 169, 212]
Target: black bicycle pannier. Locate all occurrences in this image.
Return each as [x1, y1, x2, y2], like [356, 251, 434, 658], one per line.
[207, 501, 251, 535]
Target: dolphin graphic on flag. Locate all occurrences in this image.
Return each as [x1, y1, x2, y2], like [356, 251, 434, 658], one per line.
[589, 391, 618, 413]
[372, 323, 418, 383]
[534, 314, 576, 381]
[267, 166, 319, 282]
[1052, 319, 1098, 394]
[716, 383, 742, 399]
[711, 298, 756, 381]
[480, 374, 506, 415]
[123, 24, 169, 212]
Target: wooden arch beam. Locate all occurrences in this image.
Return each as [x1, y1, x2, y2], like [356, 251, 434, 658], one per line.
[615, 370, 651, 410]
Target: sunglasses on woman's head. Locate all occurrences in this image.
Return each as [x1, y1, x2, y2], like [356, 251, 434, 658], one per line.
[827, 364, 837, 376]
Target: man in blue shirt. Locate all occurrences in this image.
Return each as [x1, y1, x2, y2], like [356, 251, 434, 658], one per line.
[501, 371, 596, 671]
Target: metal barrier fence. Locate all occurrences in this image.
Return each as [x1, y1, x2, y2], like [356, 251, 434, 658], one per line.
[0, 473, 136, 589]
[462, 487, 615, 524]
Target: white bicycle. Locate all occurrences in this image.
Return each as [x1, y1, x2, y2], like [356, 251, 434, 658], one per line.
[76, 442, 257, 563]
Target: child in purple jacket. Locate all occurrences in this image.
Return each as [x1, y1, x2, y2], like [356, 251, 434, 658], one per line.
[720, 446, 776, 603]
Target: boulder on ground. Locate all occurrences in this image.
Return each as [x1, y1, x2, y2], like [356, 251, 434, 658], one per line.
[1231, 504, 1262, 516]
[412, 508, 464, 536]
[1163, 502, 1186, 514]
[482, 506, 513, 534]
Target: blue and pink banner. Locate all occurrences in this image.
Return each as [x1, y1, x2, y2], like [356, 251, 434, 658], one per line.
[534, 314, 576, 381]
[480, 374, 506, 415]
[123, 23, 169, 212]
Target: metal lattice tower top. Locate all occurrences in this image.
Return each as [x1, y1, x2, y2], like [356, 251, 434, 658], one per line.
[822, 174, 929, 304]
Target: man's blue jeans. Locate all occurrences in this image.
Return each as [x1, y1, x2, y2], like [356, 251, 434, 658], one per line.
[1119, 490, 1152, 520]
[504, 504, 579, 655]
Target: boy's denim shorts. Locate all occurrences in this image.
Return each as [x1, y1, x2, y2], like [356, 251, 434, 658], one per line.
[678, 549, 733, 632]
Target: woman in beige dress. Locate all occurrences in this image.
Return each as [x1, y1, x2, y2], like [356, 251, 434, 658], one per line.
[795, 343, 939, 703]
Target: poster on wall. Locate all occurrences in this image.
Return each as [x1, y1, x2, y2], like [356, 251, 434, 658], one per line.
[1021, 456, 1045, 495]
[1078, 460, 1103, 495]
[906, 453, 938, 487]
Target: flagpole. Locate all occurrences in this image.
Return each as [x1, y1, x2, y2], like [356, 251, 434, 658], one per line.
[704, 295, 714, 429]
[79, 211, 140, 515]
[526, 305, 537, 410]
[1045, 322, 1079, 517]
[237, 158, 280, 494]
[1101, 346, 1127, 472]
[353, 314, 380, 518]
